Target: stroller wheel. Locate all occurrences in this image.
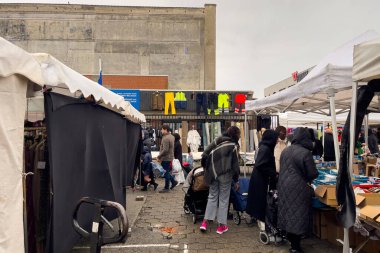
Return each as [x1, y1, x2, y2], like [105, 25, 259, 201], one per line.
[233, 212, 241, 225]
[259, 231, 270, 245]
[192, 214, 197, 224]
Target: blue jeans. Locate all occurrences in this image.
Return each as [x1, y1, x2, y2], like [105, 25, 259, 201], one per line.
[162, 161, 175, 189]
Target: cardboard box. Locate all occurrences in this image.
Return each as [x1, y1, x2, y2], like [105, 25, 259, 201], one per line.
[315, 185, 338, 206]
[312, 208, 336, 240]
[359, 205, 380, 220]
[356, 193, 380, 206]
[352, 163, 365, 175]
[365, 164, 380, 177]
[366, 156, 377, 164]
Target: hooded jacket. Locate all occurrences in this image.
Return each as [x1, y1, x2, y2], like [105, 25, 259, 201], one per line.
[277, 127, 319, 236]
[202, 136, 240, 185]
[246, 129, 278, 221]
[142, 146, 153, 174]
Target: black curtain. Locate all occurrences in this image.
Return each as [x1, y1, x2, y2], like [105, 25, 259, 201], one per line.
[337, 79, 380, 228]
[44, 92, 140, 253]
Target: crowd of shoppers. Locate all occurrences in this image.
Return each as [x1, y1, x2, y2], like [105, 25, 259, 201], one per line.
[140, 124, 380, 252]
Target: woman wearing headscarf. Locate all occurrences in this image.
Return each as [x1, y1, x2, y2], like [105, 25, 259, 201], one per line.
[277, 128, 319, 253]
[246, 129, 278, 225]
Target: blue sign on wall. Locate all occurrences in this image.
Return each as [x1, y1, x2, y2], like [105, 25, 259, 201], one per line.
[111, 89, 141, 110]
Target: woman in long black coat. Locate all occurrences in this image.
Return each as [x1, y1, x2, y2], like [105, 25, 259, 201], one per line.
[246, 129, 278, 222]
[277, 127, 319, 253]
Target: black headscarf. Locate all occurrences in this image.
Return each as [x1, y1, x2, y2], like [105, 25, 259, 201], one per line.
[260, 129, 278, 151]
[292, 127, 313, 151]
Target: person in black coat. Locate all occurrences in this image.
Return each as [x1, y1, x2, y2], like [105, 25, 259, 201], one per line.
[308, 128, 323, 158]
[323, 128, 335, 162]
[368, 129, 379, 154]
[173, 133, 183, 166]
[277, 127, 319, 253]
[246, 129, 278, 223]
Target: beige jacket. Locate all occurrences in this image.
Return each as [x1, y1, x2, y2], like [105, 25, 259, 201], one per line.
[274, 138, 287, 173]
[158, 133, 175, 162]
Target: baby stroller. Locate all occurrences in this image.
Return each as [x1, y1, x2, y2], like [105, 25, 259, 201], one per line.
[183, 167, 209, 224]
[259, 190, 287, 245]
[229, 177, 250, 225]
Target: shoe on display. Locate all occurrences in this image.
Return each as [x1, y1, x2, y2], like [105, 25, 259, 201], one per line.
[216, 224, 229, 234]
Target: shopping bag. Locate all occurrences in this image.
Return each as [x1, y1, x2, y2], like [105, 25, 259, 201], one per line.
[172, 159, 182, 174]
[152, 162, 165, 177]
[175, 169, 186, 184]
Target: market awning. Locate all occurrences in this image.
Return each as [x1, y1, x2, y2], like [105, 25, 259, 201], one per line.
[353, 37, 380, 82]
[0, 37, 145, 123]
[246, 30, 380, 115]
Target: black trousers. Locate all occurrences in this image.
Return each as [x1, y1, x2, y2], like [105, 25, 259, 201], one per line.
[287, 233, 302, 251]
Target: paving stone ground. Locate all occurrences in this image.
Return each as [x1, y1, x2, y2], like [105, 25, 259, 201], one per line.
[73, 178, 341, 253]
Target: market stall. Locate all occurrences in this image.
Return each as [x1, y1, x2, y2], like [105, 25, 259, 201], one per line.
[245, 31, 380, 253]
[0, 37, 145, 253]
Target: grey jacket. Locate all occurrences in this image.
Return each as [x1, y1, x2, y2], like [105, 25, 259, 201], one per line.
[202, 136, 240, 185]
[158, 133, 175, 161]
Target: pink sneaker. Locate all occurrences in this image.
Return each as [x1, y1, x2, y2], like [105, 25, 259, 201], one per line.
[200, 220, 207, 232]
[216, 224, 229, 234]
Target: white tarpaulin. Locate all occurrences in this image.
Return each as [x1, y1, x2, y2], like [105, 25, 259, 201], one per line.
[0, 75, 28, 253]
[353, 37, 380, 82]
[279, 111, 380, 128]
[246, 30, 380, 113]
[0, 37, 145, 253]
[0, 37, 146, 123]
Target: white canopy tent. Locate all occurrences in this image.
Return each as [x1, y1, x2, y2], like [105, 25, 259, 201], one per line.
[245, 31, 380, 253]
[246, 30, 380, 115]
[279, 111, 380, 128]
[0, 37, 145, 253]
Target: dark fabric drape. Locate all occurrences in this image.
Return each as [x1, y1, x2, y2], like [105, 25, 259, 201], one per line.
[337, 79, 380, 228]
[44, 92, 140, 253]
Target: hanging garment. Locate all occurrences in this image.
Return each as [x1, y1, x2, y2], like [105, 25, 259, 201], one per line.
[164, 92, 176, 115]
[218, 93, 230, 114]
[202, 123, 207, 148]
[196, 93, 208, 115]
[174, 92, 187, 109]
[234, 94, 247, 113]
[207, 93, 219, 115]
[187, 129, 202, 153]
[181, 121, 189, 153]
[205, 122, 211, 147]
[151, 92, 164, 110]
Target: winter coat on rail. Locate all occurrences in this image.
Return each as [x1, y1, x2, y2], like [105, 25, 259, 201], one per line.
[277, 127, 319, 236]
[246, 129, 278, 221]
[201, 136, 240, 185]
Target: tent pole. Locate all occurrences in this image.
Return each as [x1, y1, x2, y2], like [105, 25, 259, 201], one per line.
[329, 93, 340, 171]
[364, 114, 369, 149]
[244, 112, 247, 178]
[341, 82, 358, 253]
[322, 121, 325, 159]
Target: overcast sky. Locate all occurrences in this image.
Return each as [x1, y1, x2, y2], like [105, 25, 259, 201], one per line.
[3, 0, 380, 98]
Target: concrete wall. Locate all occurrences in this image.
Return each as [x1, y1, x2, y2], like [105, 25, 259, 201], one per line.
[0, 4, 216, 90]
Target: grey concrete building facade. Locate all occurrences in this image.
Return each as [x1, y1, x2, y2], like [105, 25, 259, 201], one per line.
[0, 4, 216, 90]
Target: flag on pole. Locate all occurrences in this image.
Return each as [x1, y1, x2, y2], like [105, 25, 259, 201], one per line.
[97, 58, 102, 85]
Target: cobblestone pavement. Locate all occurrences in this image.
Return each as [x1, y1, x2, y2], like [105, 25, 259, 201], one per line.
[73, 178, 340, 253]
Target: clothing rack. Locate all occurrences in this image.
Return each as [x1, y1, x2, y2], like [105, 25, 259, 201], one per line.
[25, 127, 46, 131]
[144, 114, 255, 121]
